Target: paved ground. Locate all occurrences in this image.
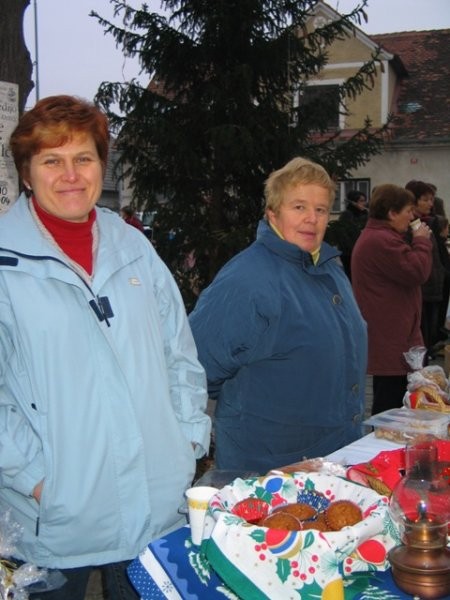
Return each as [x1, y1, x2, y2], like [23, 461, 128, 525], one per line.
[86, 570, 103, 600]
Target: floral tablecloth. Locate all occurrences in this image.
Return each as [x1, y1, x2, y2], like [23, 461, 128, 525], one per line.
[128, 434, 432, 599]
[128, 525, 412, 599]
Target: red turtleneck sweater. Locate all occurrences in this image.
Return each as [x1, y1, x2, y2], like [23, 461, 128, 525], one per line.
[32, 197, 96, 275]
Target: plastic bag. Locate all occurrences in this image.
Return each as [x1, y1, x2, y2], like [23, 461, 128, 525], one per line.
[0, 510, 61, 600]
[407, 365, 448, 392]
[403, 345, 427, 371]
[402, 346, 450, 413]
[404, 372, 450, 415]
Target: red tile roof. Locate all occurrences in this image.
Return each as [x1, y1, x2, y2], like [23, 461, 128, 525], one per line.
[371, 30, 450, 143]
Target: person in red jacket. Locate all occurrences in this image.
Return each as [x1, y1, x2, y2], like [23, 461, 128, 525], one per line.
[352, 184, 433, 415]
[121, 205, 145, 232]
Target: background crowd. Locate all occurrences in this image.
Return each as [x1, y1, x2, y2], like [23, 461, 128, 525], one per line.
[348, 181, 448, 414]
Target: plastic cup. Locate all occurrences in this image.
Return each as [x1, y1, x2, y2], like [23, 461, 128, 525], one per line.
[410, 218, 421, 231]
[185, 486, 219, 545]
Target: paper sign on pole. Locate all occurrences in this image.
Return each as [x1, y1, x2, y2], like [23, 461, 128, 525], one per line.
[0, 82, 19, 215]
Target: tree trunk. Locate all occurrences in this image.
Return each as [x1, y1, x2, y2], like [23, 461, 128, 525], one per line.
[0, 0, 33, 112]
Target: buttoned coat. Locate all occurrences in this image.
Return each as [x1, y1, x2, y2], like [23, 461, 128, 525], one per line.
[352, 218, 432, 375]
[190, 220, 367, 472]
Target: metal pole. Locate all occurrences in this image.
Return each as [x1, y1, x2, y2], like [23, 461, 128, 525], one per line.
[34, 0, 40, 101]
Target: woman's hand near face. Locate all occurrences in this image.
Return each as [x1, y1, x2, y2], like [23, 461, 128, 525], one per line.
[413, 222, 431, 239]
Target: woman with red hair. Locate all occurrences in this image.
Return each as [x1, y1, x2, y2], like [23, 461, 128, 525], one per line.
[1, 95, 211, 599]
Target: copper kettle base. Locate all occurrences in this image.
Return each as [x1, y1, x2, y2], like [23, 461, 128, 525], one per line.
[389, 545, 450, 599]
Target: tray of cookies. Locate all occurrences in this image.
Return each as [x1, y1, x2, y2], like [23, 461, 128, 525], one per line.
[201, 471, 399, 600]
[364, 408, 449, 443]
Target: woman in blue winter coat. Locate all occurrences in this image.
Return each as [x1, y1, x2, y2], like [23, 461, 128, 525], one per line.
[0, 95, 211, 599]
[189, 157, 367, 473]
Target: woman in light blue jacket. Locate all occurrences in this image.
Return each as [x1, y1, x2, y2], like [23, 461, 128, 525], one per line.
[0, 95, 210, 599]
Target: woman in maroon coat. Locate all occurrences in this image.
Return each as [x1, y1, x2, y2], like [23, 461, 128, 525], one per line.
[351, 184, 433, 415]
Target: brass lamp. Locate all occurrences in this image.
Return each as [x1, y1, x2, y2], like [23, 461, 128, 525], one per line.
[388, 439, 450, 599]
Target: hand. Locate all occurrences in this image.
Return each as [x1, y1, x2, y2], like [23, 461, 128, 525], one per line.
[413, 223, 431, 239]
[32, 480, 44, 504]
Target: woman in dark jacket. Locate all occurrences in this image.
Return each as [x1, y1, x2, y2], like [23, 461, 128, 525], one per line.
[337, 190, 368, 279]
[406, 180, 446, 358]
[352, 184, 432, 415]
[434, 215, 450, 336]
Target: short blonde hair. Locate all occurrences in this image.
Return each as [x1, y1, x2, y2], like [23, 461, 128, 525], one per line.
[264, 157, 335, 214]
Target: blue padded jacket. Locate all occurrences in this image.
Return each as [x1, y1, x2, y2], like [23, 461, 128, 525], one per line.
[190, 220, 367, 472]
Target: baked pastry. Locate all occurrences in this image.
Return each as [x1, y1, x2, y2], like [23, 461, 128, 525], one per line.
[301, 514, 329, 532]
[325, 500, 362, 531]
[419, 367, 447, 391]
[276, 458, 326, 473]
[414, 386, 450, 412]
[365, 475, 393, 497]
[271, 502, 317, 521]
[259, 512, 303, 531]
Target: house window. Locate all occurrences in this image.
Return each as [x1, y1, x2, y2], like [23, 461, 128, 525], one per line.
[332, 179, 370, 213]
[297, 83, 342, 130]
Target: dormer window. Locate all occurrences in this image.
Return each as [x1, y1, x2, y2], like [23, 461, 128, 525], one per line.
[304, 84, 340, 128]
[398, 102, 423, 114]
[295, 82, 343, 130]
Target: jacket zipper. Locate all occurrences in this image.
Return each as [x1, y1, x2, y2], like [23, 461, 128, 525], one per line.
[0, 247, 113, 326]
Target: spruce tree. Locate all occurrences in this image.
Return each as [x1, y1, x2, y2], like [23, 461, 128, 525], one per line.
[92, 0, 386, 307]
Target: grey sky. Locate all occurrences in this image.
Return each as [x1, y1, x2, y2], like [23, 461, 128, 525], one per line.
[23, 0, 450, 107]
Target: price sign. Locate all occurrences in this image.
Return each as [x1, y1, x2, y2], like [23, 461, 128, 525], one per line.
[0, 82, 19, 214]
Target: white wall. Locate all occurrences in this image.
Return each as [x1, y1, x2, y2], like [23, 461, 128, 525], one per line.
[349, 145, 450, 213]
